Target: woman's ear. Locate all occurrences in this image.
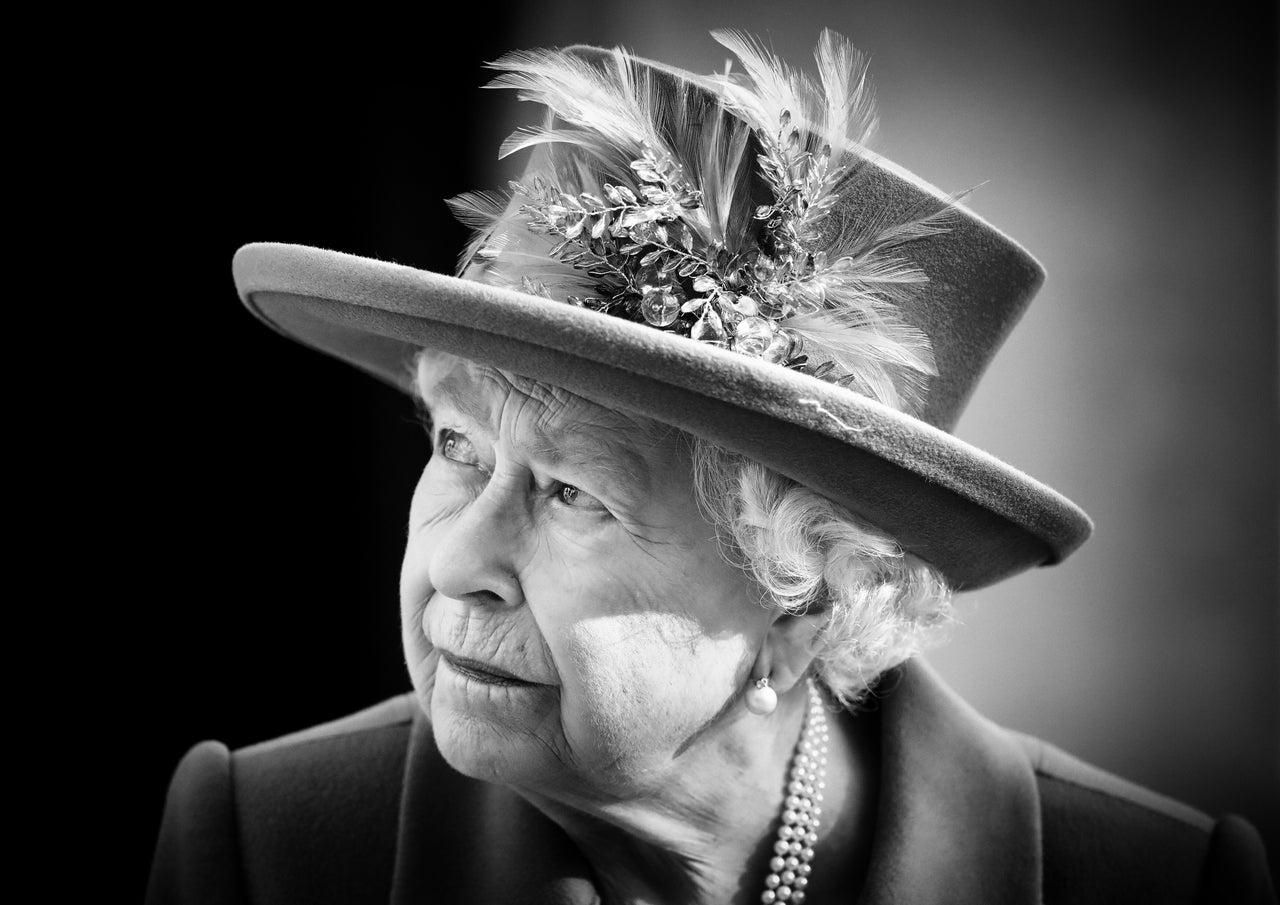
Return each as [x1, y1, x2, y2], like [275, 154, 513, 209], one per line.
[760, 605, 829, 694]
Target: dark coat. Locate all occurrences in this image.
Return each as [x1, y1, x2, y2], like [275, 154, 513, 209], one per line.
[147, 660, 1275, 904]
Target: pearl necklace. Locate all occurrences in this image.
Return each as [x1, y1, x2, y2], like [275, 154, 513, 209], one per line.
[760, 679, 828, 904]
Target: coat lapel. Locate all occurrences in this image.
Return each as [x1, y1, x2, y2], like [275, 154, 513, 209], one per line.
[388, 660, 1042, 904]
[861, 659, 1043, 904]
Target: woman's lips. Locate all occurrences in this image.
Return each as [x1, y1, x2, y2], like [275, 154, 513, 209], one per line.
[439, 651, 537, 687]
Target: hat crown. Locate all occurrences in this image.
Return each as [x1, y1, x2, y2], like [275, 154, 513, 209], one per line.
[456, 37, 1044, 432]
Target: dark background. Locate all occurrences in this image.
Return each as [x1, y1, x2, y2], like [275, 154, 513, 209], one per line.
[111, 0, 1276, 894]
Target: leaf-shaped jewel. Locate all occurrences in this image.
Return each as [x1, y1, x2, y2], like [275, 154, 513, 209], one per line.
[631, 160, 661, 182]
[692, 275, 719, 293]
[591, 212, 609, 239]
[681, 297, 707, 314]
[691, 308, 727, 344]
[563, 216, 586, 239]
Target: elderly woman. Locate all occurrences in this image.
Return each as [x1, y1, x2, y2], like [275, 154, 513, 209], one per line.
[148, 32, 1275, 905]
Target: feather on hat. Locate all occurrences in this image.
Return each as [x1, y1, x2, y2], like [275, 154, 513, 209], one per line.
[232, 30, 1092, 589]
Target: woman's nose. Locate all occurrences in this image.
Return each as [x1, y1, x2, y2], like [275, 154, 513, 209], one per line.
[425, 485, 525, 609]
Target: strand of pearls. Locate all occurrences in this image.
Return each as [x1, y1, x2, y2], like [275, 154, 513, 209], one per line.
[761, 679, 828, 904]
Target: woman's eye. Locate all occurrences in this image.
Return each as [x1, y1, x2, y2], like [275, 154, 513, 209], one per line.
[557, 483, 606, 511]
[438, 429, 483, 469]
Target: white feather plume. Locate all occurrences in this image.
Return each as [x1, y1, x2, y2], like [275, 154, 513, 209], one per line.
[450, 31, 959, 416]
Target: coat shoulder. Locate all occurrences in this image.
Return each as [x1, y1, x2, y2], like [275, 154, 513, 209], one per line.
[148, 694, 420, 905]
[236, 692, 418, 761]
[232, 694, 418, 905]
[1012, 732, 1276, 904]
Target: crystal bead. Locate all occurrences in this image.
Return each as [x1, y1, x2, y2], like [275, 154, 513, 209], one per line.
[782, 809, 798, 825]
[777, 886, 792, 900]
[794, 876, 808, 890]
[798, 863, 812, 877]
[774, 840, 791, 856]
[765, 874, 781, 889]
[761, 891, 777, 904]
[791, 891, 806, 904]
[641, 289, 681, 327]
[801, 847, 814, 860]
[770, 856, 786, 873]
[781, 870, 796, 885]
[761, 328, 796, 364]
[634, 263, 664, 292]
[785, 856, 799, 871]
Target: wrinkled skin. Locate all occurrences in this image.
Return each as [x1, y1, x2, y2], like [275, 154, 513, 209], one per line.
[399, 352, 875, 905]
[399, 352, 778, 804]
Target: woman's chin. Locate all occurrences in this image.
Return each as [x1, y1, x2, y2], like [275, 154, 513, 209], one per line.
[428, 660, 563, 785]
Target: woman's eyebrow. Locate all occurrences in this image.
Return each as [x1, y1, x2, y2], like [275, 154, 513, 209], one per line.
[422, 366, 657, 493]
[524, 427, 655, 495]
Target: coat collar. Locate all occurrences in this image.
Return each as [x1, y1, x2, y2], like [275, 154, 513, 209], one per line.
[389, 660, 1042, 905]
[860, 659, 1042, 904]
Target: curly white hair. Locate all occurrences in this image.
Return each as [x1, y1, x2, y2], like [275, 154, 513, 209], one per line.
[688, 437, 954, 706]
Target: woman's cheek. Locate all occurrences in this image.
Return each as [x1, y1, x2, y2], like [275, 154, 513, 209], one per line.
[560, 612, 723, 763]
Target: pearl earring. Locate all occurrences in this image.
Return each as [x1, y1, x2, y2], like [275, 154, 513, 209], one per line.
[745, 676, 778, 715]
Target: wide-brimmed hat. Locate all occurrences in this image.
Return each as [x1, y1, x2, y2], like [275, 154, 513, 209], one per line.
[233, 30, 1091, 590]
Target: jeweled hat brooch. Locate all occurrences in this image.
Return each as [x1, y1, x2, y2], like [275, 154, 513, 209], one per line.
[233, 30, 1092, 589]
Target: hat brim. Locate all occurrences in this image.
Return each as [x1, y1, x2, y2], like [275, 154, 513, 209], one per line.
[234, 242, 1091, 590]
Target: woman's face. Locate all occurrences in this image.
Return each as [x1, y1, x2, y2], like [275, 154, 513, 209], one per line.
[400, 353, 772, 800]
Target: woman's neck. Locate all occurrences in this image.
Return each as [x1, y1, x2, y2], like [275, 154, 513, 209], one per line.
[516, 685, 879, 905]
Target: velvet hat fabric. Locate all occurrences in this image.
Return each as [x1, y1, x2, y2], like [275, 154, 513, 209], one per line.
[232, 37, 1092, 590]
